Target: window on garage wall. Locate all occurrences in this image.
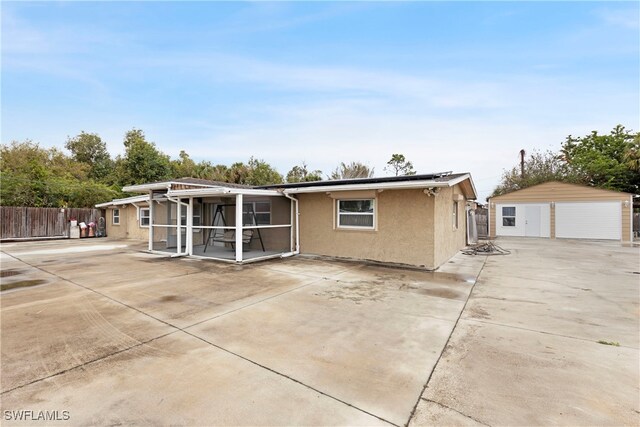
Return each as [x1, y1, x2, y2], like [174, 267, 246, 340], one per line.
[502, 206, 516, 226]
[113, 208, 120, 225]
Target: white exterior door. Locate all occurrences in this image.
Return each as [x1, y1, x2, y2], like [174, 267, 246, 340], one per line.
[525, 205, 542, 237]
[555, 202, 621, 240]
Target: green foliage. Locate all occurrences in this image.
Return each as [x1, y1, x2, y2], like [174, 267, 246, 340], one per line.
[0, 140, 119, 208]
[118, 129, 172, 185]
[223, 158, 284, 185]
[286, 162, 323, 183]
[65, 131, 113, 181]
[246, 157, 284, 186]
[491, 150, 581, 198]
[561, 125, 639, 194]
[384, 153, 416, 176]
[330, 161, 374, 179]
[492, 125, 640, 198]
[170, 150, 197, 178]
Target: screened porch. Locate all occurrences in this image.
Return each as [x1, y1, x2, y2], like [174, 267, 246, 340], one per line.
[146, 188, 298, 263]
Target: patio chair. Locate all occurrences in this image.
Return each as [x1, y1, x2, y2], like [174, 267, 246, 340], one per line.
[211, 229, 255, 251]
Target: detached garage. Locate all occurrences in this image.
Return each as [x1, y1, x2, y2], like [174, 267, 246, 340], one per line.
[488, 181, 633, 242]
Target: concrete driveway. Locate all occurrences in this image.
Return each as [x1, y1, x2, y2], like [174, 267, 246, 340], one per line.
[1, 238, 638, 426]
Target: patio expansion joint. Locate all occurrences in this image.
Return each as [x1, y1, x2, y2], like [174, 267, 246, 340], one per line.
[178, 328, 400, 427]
[461, 318, 639, 350]
[420, 398, 491, 427]
[0, 330, 179, 396]
[404, 255, 489, 427]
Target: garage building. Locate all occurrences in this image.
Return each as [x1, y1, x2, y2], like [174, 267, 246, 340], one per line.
[488, 181, 633, 242]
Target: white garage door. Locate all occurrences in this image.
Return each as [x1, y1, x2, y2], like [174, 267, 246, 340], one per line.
[555, 202, 621, 240]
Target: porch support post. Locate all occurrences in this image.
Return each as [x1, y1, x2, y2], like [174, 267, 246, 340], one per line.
[235, 193, 243, 262]
[187, 197, 193, 256]
[148, 190, 154, 251]
[176, 199, 181, 255]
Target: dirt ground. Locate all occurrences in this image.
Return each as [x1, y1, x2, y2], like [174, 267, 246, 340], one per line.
[1, 237, 638, 426]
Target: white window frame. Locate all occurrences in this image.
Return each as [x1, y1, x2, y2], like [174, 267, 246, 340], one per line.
[140, 208, 150, 228]
[243, 201, 271, 225]
[112, 208, 120, 225]
[502, 206, 516, 227]
[336, 199, 376, 230]
[453, 201, 458, 230]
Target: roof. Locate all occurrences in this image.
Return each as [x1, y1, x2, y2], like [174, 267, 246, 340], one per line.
[262, 172, 477, 199]
[123, 177, 252, 192]
[258, 172, 462, 189]
[488, 181, 634, 201]
[121, 172, 477, 200]
[96, 195, 149, 208]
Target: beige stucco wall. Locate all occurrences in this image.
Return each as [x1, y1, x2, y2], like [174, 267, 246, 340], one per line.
[488, 181, 632, 241]
[106, 204, 149, 240]
[433, 186, 468, 268]
[297, 189, 442, 268]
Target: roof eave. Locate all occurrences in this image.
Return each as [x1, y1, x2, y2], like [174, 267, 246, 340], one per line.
[122, 181, 219, 192]
[166, 188, 285, 198]
[281, 178, 464, 194]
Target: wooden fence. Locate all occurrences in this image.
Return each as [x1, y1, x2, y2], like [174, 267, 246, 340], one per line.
[0, 207, 104, 240]
[475, 208, 488, 238]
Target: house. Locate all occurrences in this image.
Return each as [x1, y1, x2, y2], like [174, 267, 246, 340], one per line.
[487, 181, 634, 241]
[98, 173, 477, 269]
[96, 195, 150, 240]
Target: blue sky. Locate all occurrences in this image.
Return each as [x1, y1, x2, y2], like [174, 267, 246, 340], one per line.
[2, 1, 639, 200]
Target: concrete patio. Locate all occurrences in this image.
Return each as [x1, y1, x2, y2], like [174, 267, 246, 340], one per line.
[1, 237, 638, 426]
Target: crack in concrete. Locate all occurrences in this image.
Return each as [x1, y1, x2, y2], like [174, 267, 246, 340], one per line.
[1, 250, 397, 425]
[404, 255, 489, 427]
[421, 398, 491, 426]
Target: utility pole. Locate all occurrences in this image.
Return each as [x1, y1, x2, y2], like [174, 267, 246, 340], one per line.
[519, 149, 526, 178]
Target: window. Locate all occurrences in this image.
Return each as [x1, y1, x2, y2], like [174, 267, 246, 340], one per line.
[337, 199, 375, 229]
[453, 202, 458, 229]
[112, 208, 120, 225]
[140, 208, 150, 227]
[243, 201, 271, 225]
[502, 206, 516, 226]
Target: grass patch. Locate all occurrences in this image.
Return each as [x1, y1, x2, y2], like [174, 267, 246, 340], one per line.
[597, 340, 620, 347]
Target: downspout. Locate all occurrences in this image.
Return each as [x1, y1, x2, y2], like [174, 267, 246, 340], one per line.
[283, 191, 300, 254]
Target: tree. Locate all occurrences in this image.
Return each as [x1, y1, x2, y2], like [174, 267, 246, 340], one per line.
[246, 157, 283, 186]
[65, 132, 113, 181]
[384, 153, 416, 176]
[0, 140, 119, 208]
[192, 161, 228, 181]
[561, 125, 640, 194]
[118, 129, 171, 185]
[286, 162, 323, 183]
[491, 150, 581, 198]
[329, 161, 374, 180]
[170, 150, 197, 178]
